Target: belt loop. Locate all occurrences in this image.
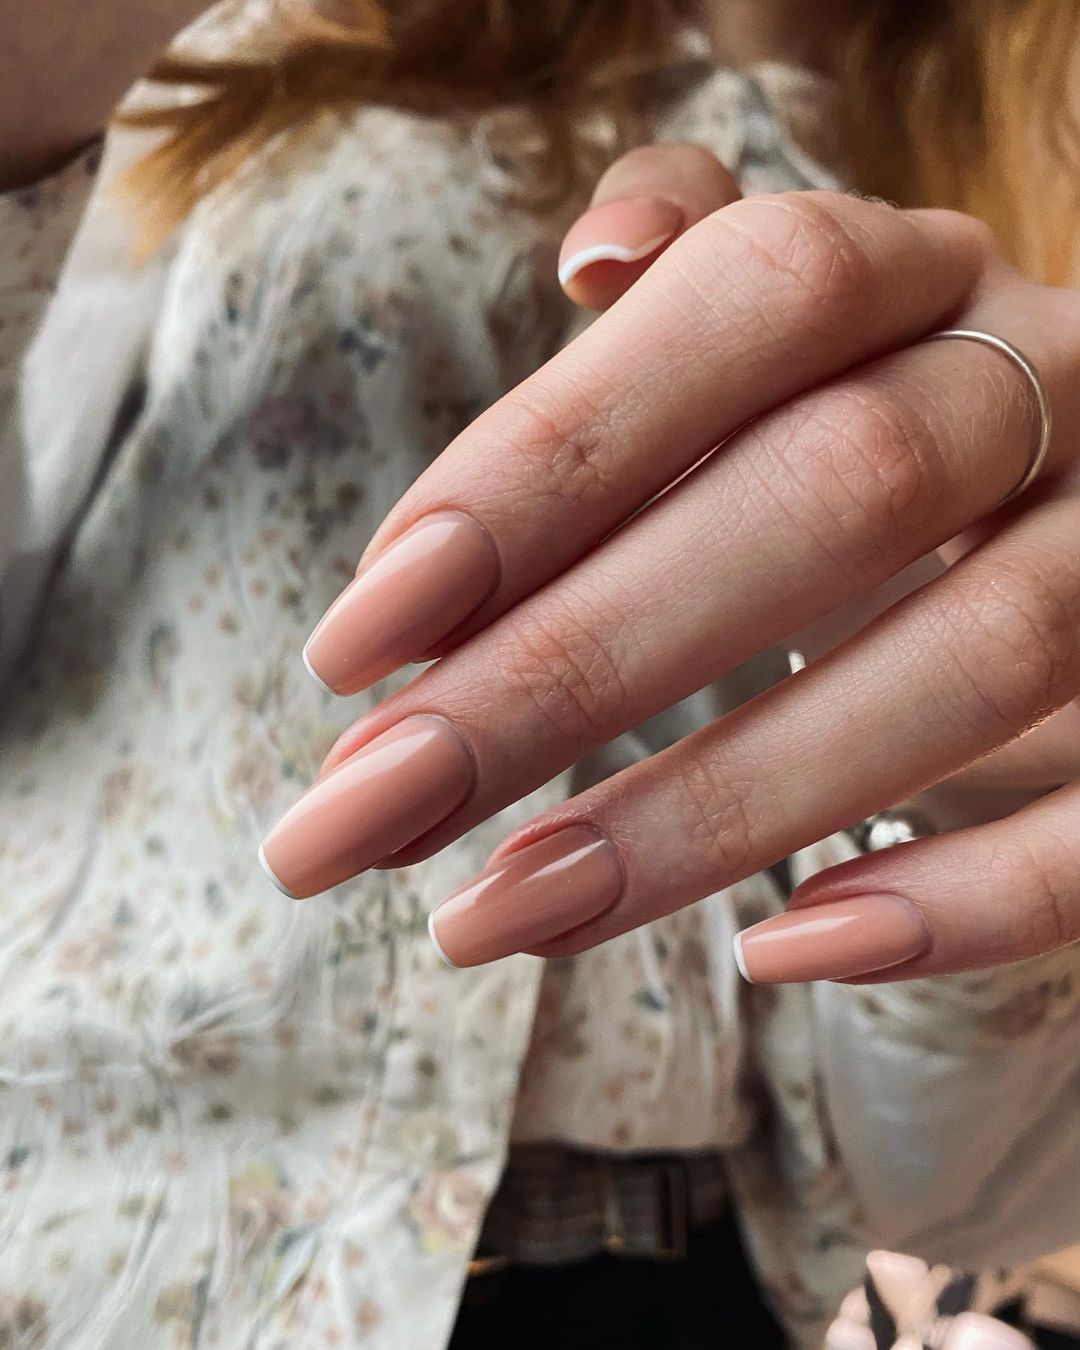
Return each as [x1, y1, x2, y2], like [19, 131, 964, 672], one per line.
[597, 1156, 627, 1255]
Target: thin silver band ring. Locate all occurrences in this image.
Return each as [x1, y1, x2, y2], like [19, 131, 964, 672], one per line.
[925, 328, 1053, 503]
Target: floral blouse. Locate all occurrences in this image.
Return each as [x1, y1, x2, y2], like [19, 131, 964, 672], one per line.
[2, 31, 1079, 1350]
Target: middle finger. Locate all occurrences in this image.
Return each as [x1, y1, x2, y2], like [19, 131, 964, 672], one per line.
[262, 313, 1052, 897]
[303, 193, 988, 695]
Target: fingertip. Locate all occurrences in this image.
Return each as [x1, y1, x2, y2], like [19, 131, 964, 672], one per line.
[558, 196, 684, 308]
[732, 930, 754, 983]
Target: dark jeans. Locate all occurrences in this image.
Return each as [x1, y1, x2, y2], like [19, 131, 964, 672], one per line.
[450, 1211, 787, 1350]
[450, 1213, 1080, 1349]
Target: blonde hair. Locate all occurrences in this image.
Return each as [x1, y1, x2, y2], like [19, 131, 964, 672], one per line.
[121, 0, 1079, 281]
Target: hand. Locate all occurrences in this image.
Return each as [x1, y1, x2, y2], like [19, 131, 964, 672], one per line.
[261, 144, 1080, 985]
[828, 1249, 1035, 1349]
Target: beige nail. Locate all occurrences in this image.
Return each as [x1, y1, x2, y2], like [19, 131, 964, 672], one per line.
[734, 894, 931, 984]
[429, 826, 623, 968]
[259, 715, 474, 898]
[303, 510, 499, 695]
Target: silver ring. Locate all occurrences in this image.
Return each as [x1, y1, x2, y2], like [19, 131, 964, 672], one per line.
[925, 328, 1052, 503]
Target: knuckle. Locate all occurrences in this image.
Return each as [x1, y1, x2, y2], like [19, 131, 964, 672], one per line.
[615, 141, 723, 180]
[497, 598, 630, 744]
[945, 556, 1080, 733]
[962, 213, 1001, 261]
[673, 757, 760, 881]
[783, 384, 947, 572]
[999, 826, 1080, 952]
[501, 373, 617, 512]
[705, 192, 877, 332]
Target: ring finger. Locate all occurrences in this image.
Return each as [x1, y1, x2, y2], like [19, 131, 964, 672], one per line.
[261, 292, 1073, 900]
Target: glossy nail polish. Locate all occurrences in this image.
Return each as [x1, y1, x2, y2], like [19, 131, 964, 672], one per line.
[733, 895, 931, 984]
[429, 826, 623, 968]
[557, 197, 684, 289]
[259, 715, 474, 898]
[303, 511, 499, 695]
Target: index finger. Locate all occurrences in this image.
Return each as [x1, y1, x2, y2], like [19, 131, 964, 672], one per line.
[304, 194, 992, 696]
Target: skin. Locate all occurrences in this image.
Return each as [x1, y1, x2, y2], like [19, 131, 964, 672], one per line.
[310, 154, 1080, 981]
[0, 0, 842, 190]
[7, 6, 1080, 981]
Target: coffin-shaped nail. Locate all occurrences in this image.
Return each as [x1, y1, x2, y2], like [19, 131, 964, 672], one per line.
[259, 715, 474, 898]
[734, 894, 931, 984]
[303, 511, 500, 695]
[429, 826, 623, 967]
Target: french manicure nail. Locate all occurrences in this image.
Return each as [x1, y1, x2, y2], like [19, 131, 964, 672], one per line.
[944, 1313, 1035, 1350]
[303, 511, 499, 695]
[259, 715, 474, 898]
[429, 826, 623, 968]
[733, 895, 931, 984]
[557, 197, 684, 288]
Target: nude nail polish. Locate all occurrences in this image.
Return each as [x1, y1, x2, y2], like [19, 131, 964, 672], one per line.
[557, 197, 684, 288]
[733, 894, 931, 984]
[303, 511, 500, 696]
[259, 715, 474, 898]
[428, 826, 623, 968]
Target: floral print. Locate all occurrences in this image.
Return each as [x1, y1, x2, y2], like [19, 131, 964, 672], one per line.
[1, 38, 1079, 1350]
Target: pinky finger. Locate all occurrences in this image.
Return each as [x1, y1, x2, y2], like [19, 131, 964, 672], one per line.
[737, 779, 1080, 984]
[557, 142, 741, 310]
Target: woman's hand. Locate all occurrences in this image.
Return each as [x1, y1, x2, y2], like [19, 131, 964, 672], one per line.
[261, 143, 1080, 986]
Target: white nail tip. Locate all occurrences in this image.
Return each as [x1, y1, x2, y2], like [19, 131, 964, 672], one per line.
[557, 233, 675, 287]
[732, 932, 753, 983]
[428, 908, 459, 969]
[258, 842, 300, 900]
[301, 640, 338, 696]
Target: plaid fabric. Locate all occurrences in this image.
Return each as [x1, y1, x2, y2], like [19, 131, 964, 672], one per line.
[471, 1146, 729, 1270]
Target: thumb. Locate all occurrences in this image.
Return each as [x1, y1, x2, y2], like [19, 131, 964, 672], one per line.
[558, 142, 742, 311]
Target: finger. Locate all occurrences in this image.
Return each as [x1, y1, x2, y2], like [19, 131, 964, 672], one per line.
[321, 287, 1065, 796]
[304, 195, 990, 695]
[285, 333, 1061, 902]
[557, 143, 742, 311]
[736, 777, 1080, 985]
[420, 492, 1080, 966]
[824, 1321, 876, 1350]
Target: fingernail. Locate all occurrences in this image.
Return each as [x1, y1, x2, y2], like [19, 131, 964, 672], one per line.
[824, 1321, 876, 1350]
[429, 826, 623, 968]
[557, 197, 684, 288]
[733, 895, 930, 984]
[944, 1313, 1034, 1350]
[259, 715, 474, 898]
[303, 511, 499, 695]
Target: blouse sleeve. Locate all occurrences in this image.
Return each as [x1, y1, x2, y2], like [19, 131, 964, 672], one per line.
[0, 139, 163, 682]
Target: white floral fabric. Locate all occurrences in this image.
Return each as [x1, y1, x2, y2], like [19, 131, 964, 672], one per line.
[2, 42, 1080, 1350]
